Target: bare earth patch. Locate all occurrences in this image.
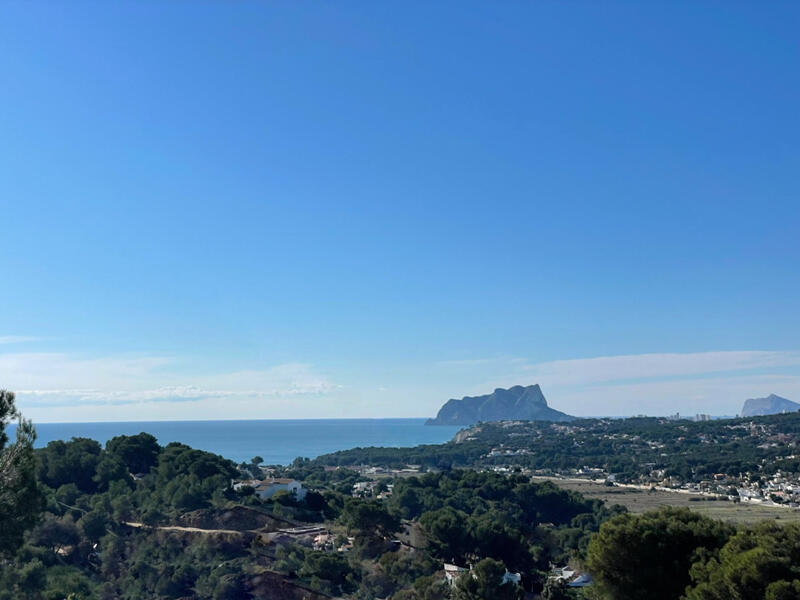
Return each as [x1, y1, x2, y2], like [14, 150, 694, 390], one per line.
[537, 477, 800, 524]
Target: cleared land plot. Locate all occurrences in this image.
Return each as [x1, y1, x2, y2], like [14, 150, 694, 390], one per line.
[539, 478, 800, 524]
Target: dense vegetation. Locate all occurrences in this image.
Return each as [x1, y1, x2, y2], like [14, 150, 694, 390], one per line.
[0, 424, 257, 599]
[686, 521, 800, 599]
[587, 507, 800, 600]
[0, 402, 619, 598]
[586, 508, 733, 600]
[269, 469, 619, 598]
[387, 471, 619, 574]
[0, 390, 42, 554]
[4, 387, 800, 599]
[313, 412, 800, 483]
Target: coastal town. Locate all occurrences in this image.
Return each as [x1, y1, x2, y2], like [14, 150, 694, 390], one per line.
[216, 411, 800, 597]
[449, 414, 800, 506]
[306, 412, 800, 517]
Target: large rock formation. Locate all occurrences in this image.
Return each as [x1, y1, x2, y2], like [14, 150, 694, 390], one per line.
[426, 384, 573, 426]
[740, 394, 800, 417]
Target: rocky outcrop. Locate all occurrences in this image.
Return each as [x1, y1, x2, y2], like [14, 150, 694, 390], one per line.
[741, 394, 800, 417]
[426, 384, 573, 426]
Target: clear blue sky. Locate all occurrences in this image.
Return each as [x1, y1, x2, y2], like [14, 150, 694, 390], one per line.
[1, 2, 799, 421]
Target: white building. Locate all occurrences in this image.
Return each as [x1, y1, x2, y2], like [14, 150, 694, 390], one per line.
[444, 563, 468, 586]
[443, 563, 521, 589]
[252, 478, 307, 501]
[352, 481, 373, 495]
[232, 479, 260, 491]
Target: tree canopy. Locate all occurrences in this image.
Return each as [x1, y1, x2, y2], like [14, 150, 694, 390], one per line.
[452, 558, 523, 600]
[587, 507, 733, 600]
[685, 521, 800, 600]
[0, 389, 42, 555]
[106, 432, 160, 474]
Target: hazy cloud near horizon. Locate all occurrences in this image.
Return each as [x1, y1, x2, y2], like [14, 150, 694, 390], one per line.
[428, 350, 800, 418]
[1, 351, 340, 421]
[0, 336, 43, 345]
[2, 343, 800, 421]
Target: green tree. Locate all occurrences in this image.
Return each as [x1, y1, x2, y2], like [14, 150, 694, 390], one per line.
[212, 574, 246, 600]
[106, 432, 160, 474]
[299, 551, 358, 594]
[41, 566, 96, 600]
[111, 495, 134, 522]
[453, 558, 523, 600]
[766, 580, 800, 600]
[420, 507, 472, 562]
[587, 507, 732, 600]
[685, 522, 800, 600]
[141, 507, 166, 526]
[32, 516, 80, 554]
[37, 437, 103, 492]
[18, 558, 47, 597]
[339, 498, 400, 540]
[0, 389, 43, 555]
[393, 485, 423, 519]
[542, 578, 575, 600]
[54, 483, 81, 508]
[468, 510, 533, 573]
[304, 489, 327, 512]
[392, 574, 451, 600]
[79, 509, 108, 542]
[93, 455, 130, 491]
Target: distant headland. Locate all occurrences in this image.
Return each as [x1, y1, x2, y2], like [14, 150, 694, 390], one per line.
[426, 384, 574, 426]
[740, 393, 800, 417]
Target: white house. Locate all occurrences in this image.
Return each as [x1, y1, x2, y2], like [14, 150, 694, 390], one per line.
[551, 565, 593, 588]
[253, 478, 307, 501]
[352, 481, 377, 496]
[443, 563, 521, 589]
[232, 479, 260, 491]
[444, 563, 468, 586]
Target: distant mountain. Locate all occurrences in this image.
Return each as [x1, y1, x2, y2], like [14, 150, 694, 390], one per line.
[426, 384, 574, 426]
[740, 394, 800, 417]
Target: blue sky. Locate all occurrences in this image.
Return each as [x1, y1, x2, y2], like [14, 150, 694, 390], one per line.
[1, 2, 799, 421]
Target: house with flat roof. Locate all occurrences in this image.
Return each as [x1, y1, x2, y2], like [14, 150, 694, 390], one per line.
[252, 478, 307, 501]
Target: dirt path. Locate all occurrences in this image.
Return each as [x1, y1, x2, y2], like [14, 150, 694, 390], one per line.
[124, 522, 248, 535]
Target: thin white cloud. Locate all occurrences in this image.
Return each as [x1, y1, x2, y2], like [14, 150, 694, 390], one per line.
[436, 357, 527, 367]
[434, 351, 800, 417]
[0, 352, 340, 421]
[521, 351, 800, 386]
[4, 348, 800, 421]
[438, 351, 800, 384]
[0, 353, 172, 390]
[557, 373, 800, 417]
[0, 335, 42, 345]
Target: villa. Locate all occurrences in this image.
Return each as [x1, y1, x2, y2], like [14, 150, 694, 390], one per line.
[233, 478, 307, 501]
[254, 478, 307, 501]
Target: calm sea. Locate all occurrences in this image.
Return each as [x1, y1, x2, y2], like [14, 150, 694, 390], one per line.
[20, 419, 461, 465]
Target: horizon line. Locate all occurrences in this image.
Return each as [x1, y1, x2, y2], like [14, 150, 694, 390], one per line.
[15, 413, 736, 426]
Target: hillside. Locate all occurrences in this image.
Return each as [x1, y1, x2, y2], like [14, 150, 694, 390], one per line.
[315, 411, 800, 487]
[741, 393, 800, 417]
[425, 384, 574, 426]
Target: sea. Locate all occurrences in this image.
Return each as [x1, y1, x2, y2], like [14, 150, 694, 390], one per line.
[18, 419, 461, 465]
